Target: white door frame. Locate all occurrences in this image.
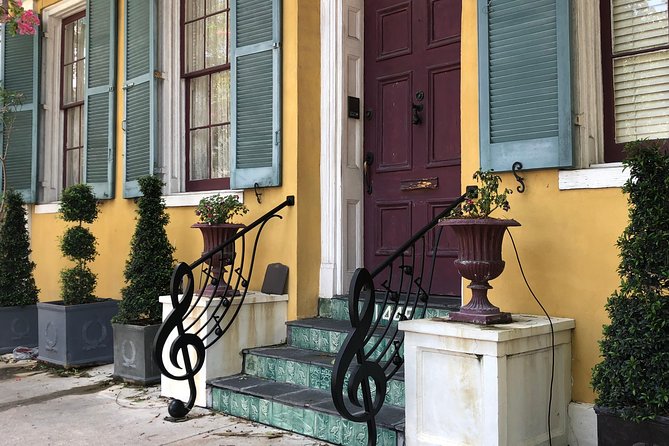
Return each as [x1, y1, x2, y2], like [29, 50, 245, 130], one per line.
[319, 0, 365, 298]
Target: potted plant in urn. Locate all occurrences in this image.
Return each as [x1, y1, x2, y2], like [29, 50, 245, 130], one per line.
[112, 176, 175, 384]
[37, 184, 118, 367]
[193, 195, 248, 297]
[439, 169, 518, 324]
[591, 141, 669, 445]
[0, 190, 39, 353]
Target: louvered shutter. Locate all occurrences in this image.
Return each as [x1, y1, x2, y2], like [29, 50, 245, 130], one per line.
[123, 0, 156, 198]
[84, 0, 117, 199]
[231, 0, 282, 189]
[478, 0, 573, 171]
[0, 28, 39, 203]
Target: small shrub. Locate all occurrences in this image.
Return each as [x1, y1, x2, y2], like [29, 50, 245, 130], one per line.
[0, 189, 39, 306]
[60, 226, 97, 261]
[114, 176, 175, 324]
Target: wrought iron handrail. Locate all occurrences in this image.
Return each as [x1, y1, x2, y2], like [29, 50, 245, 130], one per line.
[331, 188, 474, 446]
[154, 195, 295, 418]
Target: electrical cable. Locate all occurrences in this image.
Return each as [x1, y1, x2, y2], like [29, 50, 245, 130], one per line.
[506, 228, 555, 446]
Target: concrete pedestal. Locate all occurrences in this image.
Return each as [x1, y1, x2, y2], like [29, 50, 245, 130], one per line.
[399, 314, 575, 446]
[159, 292, 288, 407]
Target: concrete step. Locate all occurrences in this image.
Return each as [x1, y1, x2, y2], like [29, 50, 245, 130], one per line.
[210, 374, 404, 446]
[244, 345, 406, 408]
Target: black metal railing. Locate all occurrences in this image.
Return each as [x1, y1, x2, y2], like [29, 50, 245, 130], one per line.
[331, 188, 474, 445]
[154, 196, 295, 418]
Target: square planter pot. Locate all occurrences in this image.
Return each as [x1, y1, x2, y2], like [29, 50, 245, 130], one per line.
[595, 406, 669, 446]
[112, 323, 161, 385]
[37, 299, 118, 367]
[0, 305, 38, 354]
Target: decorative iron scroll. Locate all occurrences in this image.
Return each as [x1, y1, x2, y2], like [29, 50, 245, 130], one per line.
[331, 189, 473, 445]
[154, 196, 295, 418]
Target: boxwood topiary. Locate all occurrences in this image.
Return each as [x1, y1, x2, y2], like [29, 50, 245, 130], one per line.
[59, 184, 99, 305]
[114, 175, 175, 324]
[591, 141, 669, 421]
[0, 189, 39, 307]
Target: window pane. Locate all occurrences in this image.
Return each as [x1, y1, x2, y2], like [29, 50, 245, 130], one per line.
[612, 0, 669, 53]
[190, 75, 210, 128]
[207, 0, 227, 15]
[185, 20, 205, 73]
[66, 107, 83, 149]
[211, 70, 230, 125]
[205, 12, 228, 68]
[190, 128, 209, 180]
[211, 124, 230, 179]
[65, 148, 81, 188]
[75, 59, 85, 102]
[64, 22, 75, 64]
[614, 49, 669, 142]
[75, 19, 87, 61]
[186, 0, 206, 21]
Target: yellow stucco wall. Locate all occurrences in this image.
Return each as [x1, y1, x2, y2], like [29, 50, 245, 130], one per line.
[461, 2, 626, 404]
[32, 1, 320, 321]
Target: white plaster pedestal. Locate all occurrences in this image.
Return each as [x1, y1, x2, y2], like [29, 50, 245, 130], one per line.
[159, 292, 288, 408]
[399, 315, 575, 446]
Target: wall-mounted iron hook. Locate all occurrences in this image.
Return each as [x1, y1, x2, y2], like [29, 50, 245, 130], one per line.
[253, 183, 263, 204]
[512, 162, 525, 194]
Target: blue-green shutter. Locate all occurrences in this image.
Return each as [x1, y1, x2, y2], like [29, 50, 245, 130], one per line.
[231, 0, 282, 189]
[123, 0, 156, 198]
[478, 0, 572, 171]
[0, 28, 39, 203]
[84, 0, 117, 199]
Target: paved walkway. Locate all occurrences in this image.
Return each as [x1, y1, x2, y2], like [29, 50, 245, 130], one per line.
[0, 354, 332, 446]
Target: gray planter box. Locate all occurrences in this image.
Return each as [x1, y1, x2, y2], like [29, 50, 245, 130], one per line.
[112, 323, 161, 385]
[37, 299, 118, 367]
[0, 305, 38, 354]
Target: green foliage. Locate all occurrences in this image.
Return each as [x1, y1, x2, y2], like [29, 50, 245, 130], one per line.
[60, 226, 97, 262]
[114, 176, 175, 324]
[0, 190, 39, 306]
[60, 264, 97, 305]
[195, 194, 248, 224]
[59, 184, 99, 305]
[454, 169, 512, 218]
[59, 184, 99, 223]
[592, 141, 669, 421]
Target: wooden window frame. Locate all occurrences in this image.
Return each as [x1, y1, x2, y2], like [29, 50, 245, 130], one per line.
[181, 0, 231, 192]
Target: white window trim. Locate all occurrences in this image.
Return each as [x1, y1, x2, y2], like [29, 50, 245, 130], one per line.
[162, 190, 243, 208]
[39, 0, 87, 204]
[558, 163, 629, 190]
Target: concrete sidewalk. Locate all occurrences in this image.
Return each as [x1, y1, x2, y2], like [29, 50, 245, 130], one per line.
[0, 354, 332, 446]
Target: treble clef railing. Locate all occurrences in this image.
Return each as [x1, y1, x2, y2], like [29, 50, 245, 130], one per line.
[154, 195, 295, 418]
[331, 188, 475, 445]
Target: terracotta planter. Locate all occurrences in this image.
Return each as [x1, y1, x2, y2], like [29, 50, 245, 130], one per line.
[192, 223, 244, 297]
[439, 218, 520, 324]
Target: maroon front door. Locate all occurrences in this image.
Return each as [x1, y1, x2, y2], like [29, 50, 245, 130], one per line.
[363, 0, 462, 296]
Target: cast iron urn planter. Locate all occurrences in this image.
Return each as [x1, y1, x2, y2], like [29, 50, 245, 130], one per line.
[439, 218, 520, 324]
[192, 223, 244, 297]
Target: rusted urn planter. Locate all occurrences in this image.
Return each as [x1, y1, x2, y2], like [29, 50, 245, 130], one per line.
[439, 218, 520, 324]
[192, 223, 244, 297]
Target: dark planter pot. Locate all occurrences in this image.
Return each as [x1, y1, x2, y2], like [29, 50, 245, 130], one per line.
[595, 406, 669, 446]
[192, 223, 244, 297]
[0, 305, 38, 354]
[112, 323, 161, 385]
[439, 218, 520, 324]
[37, 299, 118, 367]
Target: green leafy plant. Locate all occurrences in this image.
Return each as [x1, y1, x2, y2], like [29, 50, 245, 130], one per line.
[59, 184, 99, 305]
[195, 194, 248, 225]
[453, 169, 512, 218]
[591, 141, 669, 421]
[114, 176, 175, 324]
[0, 189, 38, 306]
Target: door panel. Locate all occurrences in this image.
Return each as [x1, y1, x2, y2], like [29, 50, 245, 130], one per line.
[364, 0, 461, 296]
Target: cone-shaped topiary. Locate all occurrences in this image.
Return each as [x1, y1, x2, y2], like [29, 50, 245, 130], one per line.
[114, 176, 175, 324]
[0, 189, 39, 306]
[592, 141, 669, 421]
[59, 184, 99, 305]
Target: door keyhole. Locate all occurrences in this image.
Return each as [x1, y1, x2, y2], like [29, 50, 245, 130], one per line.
[412, 103, 424, 125]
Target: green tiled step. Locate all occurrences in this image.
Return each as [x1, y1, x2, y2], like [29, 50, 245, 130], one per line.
[244, 345, 406, 407]
[319, 296, 458, 325]
[210, 374, 404, 446]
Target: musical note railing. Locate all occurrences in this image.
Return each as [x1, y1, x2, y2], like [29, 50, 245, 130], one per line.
[331, 188, 475, 445]
[154, 196, 295, 418]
